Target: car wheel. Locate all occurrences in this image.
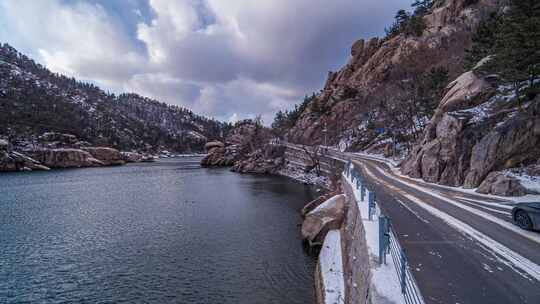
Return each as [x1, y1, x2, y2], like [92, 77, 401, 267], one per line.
[515, 210, 533, 230]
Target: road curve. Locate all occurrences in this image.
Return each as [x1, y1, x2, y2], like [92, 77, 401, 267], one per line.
[346, 155, 540, 304]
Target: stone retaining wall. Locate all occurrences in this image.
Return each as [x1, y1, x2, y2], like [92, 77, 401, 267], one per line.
[341, 176, 371, 303]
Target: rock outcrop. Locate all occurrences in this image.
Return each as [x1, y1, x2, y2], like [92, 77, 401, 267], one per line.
[401, 73, 540, 195]
[301, 194, 345, 246]
[201, 141, 238, 167]
[477, 171, 527, 196]
[232, 144, 285, 174]
[120, 152, 143, 163]
[28, 149, 104, 169]
[0, 133, 134, 171]
[401, 70, 495, 185]
[83, 147, 125, 166]
[286, 0, 500, 147]
[0, 139, 50, 172]
[201, 120, 273, 168]
[120, 151, 155, 163]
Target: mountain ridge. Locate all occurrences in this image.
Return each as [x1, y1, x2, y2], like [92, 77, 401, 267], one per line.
[0, 43, 230, 153]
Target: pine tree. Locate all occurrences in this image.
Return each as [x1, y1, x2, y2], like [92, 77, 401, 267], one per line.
[488, 0, 540, 100]
[412, 0, 433, 15]
[464, 13, 501, 70]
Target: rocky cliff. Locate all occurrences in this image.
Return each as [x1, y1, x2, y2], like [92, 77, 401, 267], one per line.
[401, 72, 540, 195]
[286, 0, 500, 149]
[281, 0, 540, 195]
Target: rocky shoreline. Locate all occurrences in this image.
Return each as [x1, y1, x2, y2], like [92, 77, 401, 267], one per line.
[0, 132, 156, 172]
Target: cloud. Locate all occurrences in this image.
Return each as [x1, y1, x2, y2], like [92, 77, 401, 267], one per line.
[0, 0, 407, 122]
[0, 0, 147, 86]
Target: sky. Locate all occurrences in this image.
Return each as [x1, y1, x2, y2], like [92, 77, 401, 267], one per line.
[0, 0, 408, 123]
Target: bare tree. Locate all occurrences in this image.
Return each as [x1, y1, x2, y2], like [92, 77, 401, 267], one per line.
[301, 145, 327, 176]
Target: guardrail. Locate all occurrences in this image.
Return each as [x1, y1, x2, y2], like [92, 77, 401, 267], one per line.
[344, 161, 425, 304]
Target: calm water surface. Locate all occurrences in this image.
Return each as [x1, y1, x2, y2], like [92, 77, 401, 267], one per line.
[0, 157, 316, 303]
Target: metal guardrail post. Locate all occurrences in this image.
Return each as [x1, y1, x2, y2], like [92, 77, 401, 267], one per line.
[378, 215, 389, 265]
[400, 249, 407, 294]
[368, 192, 375, 220]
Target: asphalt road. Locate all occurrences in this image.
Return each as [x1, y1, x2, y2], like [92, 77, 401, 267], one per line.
[345, 155, 540, 304]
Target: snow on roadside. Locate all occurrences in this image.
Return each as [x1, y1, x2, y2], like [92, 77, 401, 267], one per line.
[506, 171, 540, 194]
[367, 165, 540, 244]
[360, 165, 540, 282]
[343, 170, 407, 304]
[319, 230, 345, 304]
[352, 152, 540, 203]
[351, 152, 402, 168]
[312, 194, 344, 214]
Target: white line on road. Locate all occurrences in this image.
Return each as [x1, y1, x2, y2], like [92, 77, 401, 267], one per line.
[361, 162, 540, 245]
[361, 165, 540, 282]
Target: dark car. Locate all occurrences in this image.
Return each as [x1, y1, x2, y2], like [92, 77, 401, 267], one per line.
[512, 202, 540, 230]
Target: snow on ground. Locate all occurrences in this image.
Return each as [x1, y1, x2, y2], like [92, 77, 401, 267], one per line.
[278, 165, 330, 188]
[360, 164, 540, 282]
[506, 171, 540, 194]
[344, 169, 407, 304]
[352, 151, 540, 203]
[366, 165, 540, 244]
[351, 152, 402, 168]
[319, 230, 346, 304]
[312, 194, 344, 214]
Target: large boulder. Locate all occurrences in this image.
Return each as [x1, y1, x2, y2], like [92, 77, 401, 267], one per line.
[204, 141, 225, 151]
[120, 152, 143, 163]
[301, 194, 345, 245]
[463, 111, 540, 188]
[477, 172, 527, 196]
[29, 148, 104, 168]
[232, 144, 285, 174]
[83, 147, 125, 166]
[401, 70, 497, 187]
[201, 140, 240, 167]
[0, 139, 50, 172]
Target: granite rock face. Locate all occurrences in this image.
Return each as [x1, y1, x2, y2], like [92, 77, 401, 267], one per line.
[120, 152, 143, 163]
[301, 194, 345, 245]
[0, 139, 50, 172]
[232, 144, 285, 174]
[28, 148, 104, 169]
[200, 141, 239, 167]
[401, 70, 495, 186]
[1, 133, 131, 171]
[477, 172, 527, 196]
[401, 77, 540, 195]
[83, 147, 125, 166]
[286, 0, 500, 147]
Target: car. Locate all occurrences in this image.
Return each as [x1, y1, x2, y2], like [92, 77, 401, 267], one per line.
[512, 202, 540, 230]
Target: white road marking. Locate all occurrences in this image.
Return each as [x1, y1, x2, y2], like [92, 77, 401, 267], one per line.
[359, 162, 540, 245]
[362, 165, 540, 281]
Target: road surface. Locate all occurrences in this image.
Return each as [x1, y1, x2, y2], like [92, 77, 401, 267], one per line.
[343, 154, 540, 304]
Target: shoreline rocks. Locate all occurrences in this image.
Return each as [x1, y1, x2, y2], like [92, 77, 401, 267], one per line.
[83, 147, 125, 166]
[301, 194, 345, 246]
[0, 133, 135, 172]
[0, 140, 50, 172]
[200, 141, 239, 167]
[28, 148, 104, 169]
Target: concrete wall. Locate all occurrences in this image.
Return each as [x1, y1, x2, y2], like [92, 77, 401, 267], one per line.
[282, 145, 344, 178]
[341, 176, 371, 304]
[310, 175, 373, 304]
